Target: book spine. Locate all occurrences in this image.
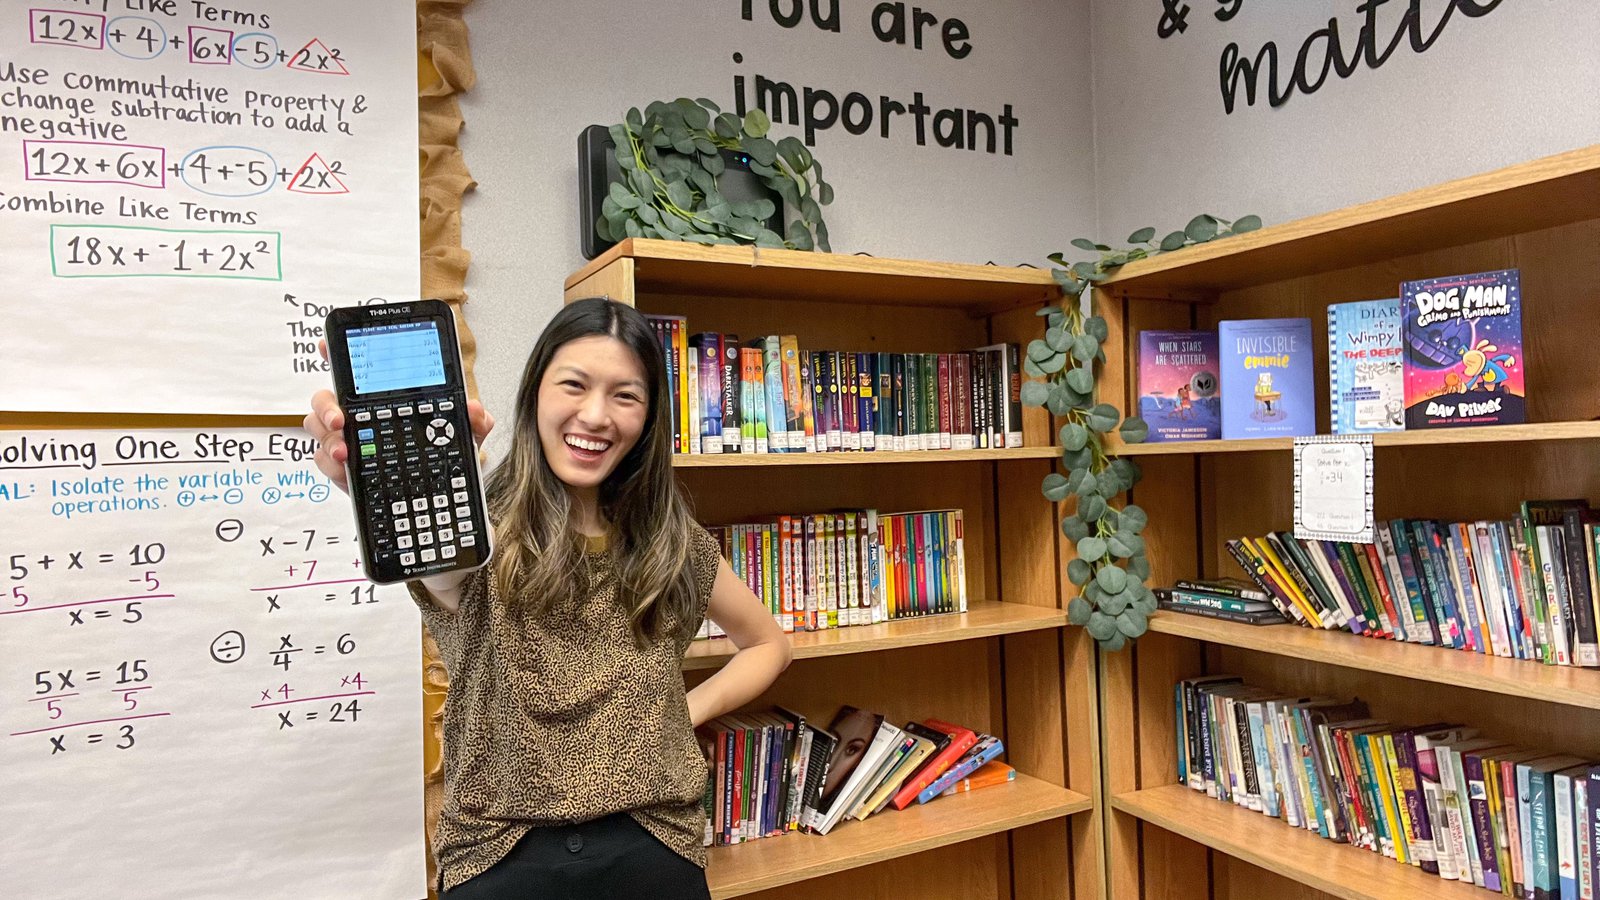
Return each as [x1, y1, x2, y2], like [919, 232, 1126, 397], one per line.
[857, 352, 876, 451]
[720, 334, 741, 453]
[1467, 752, 1503, 890]
[1004, 344, 1023, 447]
[1562, 510, 1600, 666]
[918, 738, 1004, 803]
[875, 351, 894, 450]
[937, 352, 954, 450]
[952, 352, 973, 450]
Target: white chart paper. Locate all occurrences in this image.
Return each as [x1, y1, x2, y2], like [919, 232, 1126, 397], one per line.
[0, 1, 419, 414]
[1293, 434, 1375, 544]
[0, 429, 425, 899]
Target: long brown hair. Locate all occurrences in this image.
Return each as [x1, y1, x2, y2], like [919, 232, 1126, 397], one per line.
[484, 298, 698, 644]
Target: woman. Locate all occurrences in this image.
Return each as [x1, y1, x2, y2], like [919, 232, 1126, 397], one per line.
[305, 297, 792, 898]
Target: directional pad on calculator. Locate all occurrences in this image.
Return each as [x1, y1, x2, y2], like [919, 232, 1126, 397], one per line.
[426, 418, 455, 446]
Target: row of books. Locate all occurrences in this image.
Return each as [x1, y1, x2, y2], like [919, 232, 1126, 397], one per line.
[643, 316, 1024, 454]
[1224, 501, 1600, 667]
[696, 705, 1007, 847]
[697, 509, 968, 638]
[1137, 267, 1525, 441]
[1176, 676, 1599, 898]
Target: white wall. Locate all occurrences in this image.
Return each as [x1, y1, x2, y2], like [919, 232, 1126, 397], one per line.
[1091, 0, 1600, 244]
[459, 0, 1096, 459]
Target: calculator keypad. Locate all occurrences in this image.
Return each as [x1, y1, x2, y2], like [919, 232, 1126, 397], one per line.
[348, 396, 487, 583]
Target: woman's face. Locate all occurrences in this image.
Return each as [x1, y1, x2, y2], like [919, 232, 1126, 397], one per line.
[536, 335, 650, 494]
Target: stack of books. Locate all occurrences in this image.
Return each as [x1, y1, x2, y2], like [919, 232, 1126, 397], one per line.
[1155, 578, 1289, 626]
[1225, 501, 1600, 667]
[699, 509, 966, 638]
[1176, 675, 1598, 897]
[644, 315, 1022, 455]
[698, 705, 1008, 847]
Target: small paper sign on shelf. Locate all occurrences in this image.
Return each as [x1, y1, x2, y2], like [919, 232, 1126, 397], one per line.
[1293, 434, 1374, 543]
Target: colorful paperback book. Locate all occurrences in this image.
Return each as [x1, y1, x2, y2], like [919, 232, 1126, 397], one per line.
[1219, 318, 1316, 439]
[1137, 330, 1221, 442]
[1402, 268, 1524, 429]
[1328, 298, 1405, 434]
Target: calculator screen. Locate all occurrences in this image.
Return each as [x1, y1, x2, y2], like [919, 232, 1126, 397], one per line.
[347, 321, 448, 395]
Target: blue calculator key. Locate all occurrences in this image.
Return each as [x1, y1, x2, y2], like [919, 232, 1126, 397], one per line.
[358, 428, 375, 441]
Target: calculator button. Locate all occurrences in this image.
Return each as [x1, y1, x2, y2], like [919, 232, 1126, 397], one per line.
[433, 494, 449, 509]
[400, 552, 416, 566]
[439, 400, 455, 412]
[398, 405, 414, 417]
[416, 513, 432, 528]
[360, 443, 377, 459]
[417, 532, 434, 547]
[390, 501, 407, 515]
[394, 518, 410, 532]
[452, 490, 469, 503]
[441, 545, 457, 560]
[451, 476, 466, 489]
[377, 408, 393, 420]
[358, 428, 375, 441]
[460, 535, 476, 547]
[458, 519, 474, 534]
[420, 549, 437, 563]
[436, 511, 451, 525]
[455, 506, 470, 519]
[438, 528, 454, 542]
[397, 535, 414, 550]
[412, 498, 428, 512]
[354, 410, 372, 422]
[418, 402, 434, 414]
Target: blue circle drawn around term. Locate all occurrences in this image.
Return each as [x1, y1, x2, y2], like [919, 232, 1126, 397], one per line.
[231, 32, 279, 70]
[106, 17, 166, 61]
[223, 488, 244, 504]
[177, 490, 195, 507]
[262, 487, 281, 504]
[178, 145, 278, 198]
[308, 484, 331, 502]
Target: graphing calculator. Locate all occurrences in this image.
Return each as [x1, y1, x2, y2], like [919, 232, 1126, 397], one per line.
[326, 300, 492, 585]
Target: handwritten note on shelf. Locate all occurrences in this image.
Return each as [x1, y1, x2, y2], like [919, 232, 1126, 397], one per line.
[0, 2, 418, 414]
[1293, 434, 1375, 544]
[0, 429, 424, 899]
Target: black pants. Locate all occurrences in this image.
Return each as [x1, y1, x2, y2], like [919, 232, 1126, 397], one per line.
[444, 813, 711, 900]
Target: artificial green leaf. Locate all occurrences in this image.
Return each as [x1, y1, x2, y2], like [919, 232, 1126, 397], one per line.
[777, 136, 807, 172]
[1159, 230, 1187, 252]
[1046, 384, 1073, 416]
[665, 181, 693, 210]
[1117, 609, 1148, 638]
[672, 137, 698, 155]
[1084, 316, 1109, 342]
[1119, 416, 1150, 444]
[1023, 357, 1045, 378]
[1099, 589, 1130, 615]
[1074, 466, 1100, 498]
[1072, 334, 1099, 364]
[1059, 422, 1088, 452]
[623, 218, 643, 238]
[1111, 457, 1142, 488]
[689, 167, 717, 198]
[1120, 504, 1149, 534]
[1047, 311, 1066, 331]
[1108, 532, 1144, 559]
[818, 181, 834, 205]
[629, 167, 654, 197]
[714, 113, 741, 140]
[1128, 226, 1156, 244]
[693, 138, 718, 156]
[1021, 381, 1050, 408]
[743, 107, 771, 138]
[1080, 494, 1107, 522]
[595, 215, 615, 243]
[1067, 558, 1092, 587]
[1070, 238, 1098, 252]
[1077, 535, 1107, 561]
[1129, 554, 1152, 581]
[1084, 581, 1103, 603]
[1097, 468, 1124, 497]
[1087, 610, 1117, 641]
[1185, 214, 1218, 243]
[815, 219, 831, 253]
[1067, 596, 1092, 625]
[1086, 403, 1119, 432]
[1065, 367, 1094, 395]
[1101, 631, 1128, 651]
[744, 136, 778, 166]
[1045, 327, 1071, 352]
[1038, 352, 1067, 375]
[787, 221, 814, 251]
[1095, 564, 1127, 595]
[680, 101, 710, 131]
[637, 205, 660, 226]
[1061, 514, 1090, 542]
[1071, 261, 1097, 280]
[1027, 339, 1055, 363]
[801, 196, 821, 225]
[600, 195, 621, 220]
[1233, 214, 1263, 233]
[1042, 472, 1071, 502]
[754, 228, 785, 248]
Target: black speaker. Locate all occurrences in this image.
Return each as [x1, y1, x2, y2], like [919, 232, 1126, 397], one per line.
[577, 123, 785, 260]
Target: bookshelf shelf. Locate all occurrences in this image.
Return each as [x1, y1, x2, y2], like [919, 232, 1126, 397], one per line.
[1101, 145, 1600, 900]
[1112, 785, 1482, 900]
[707, 775, 1090, 899]
[672, 446, 1059, 467]
[1147, 611, 1600, 711]
[1107, 420, 1600, 456]
[1097, 145, 1600, 299]
[684, 601, 1068, 671]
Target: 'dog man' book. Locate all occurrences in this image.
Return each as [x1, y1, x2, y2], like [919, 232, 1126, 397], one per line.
[1402, 269, 1525, 429]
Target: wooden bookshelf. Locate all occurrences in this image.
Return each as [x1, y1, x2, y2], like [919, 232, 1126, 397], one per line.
[672, 446, 1059, 467]
[1147, 611, 1600, 710]
[708, 776, 1090, 899]
[566, 246, 1100, 900]
[1099, 145, 1600, 900]
[1112, 786, 1482, 900]
[1108, 419, 1600, 456]
[684, 601, 1068, 671]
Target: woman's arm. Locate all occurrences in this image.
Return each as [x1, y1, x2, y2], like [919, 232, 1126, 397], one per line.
[686, 558, 792, 728]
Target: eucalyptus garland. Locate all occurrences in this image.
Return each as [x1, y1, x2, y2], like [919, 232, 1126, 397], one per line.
[1026, 214, 1263, 650]
[598, 99, 833, 252]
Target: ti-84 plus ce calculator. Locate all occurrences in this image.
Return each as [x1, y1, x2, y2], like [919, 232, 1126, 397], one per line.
[326, 300, 492, 585]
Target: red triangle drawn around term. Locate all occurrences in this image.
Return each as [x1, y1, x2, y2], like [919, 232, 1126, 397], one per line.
[287, 153, 349, 195]
[287, 38, 349, 75]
